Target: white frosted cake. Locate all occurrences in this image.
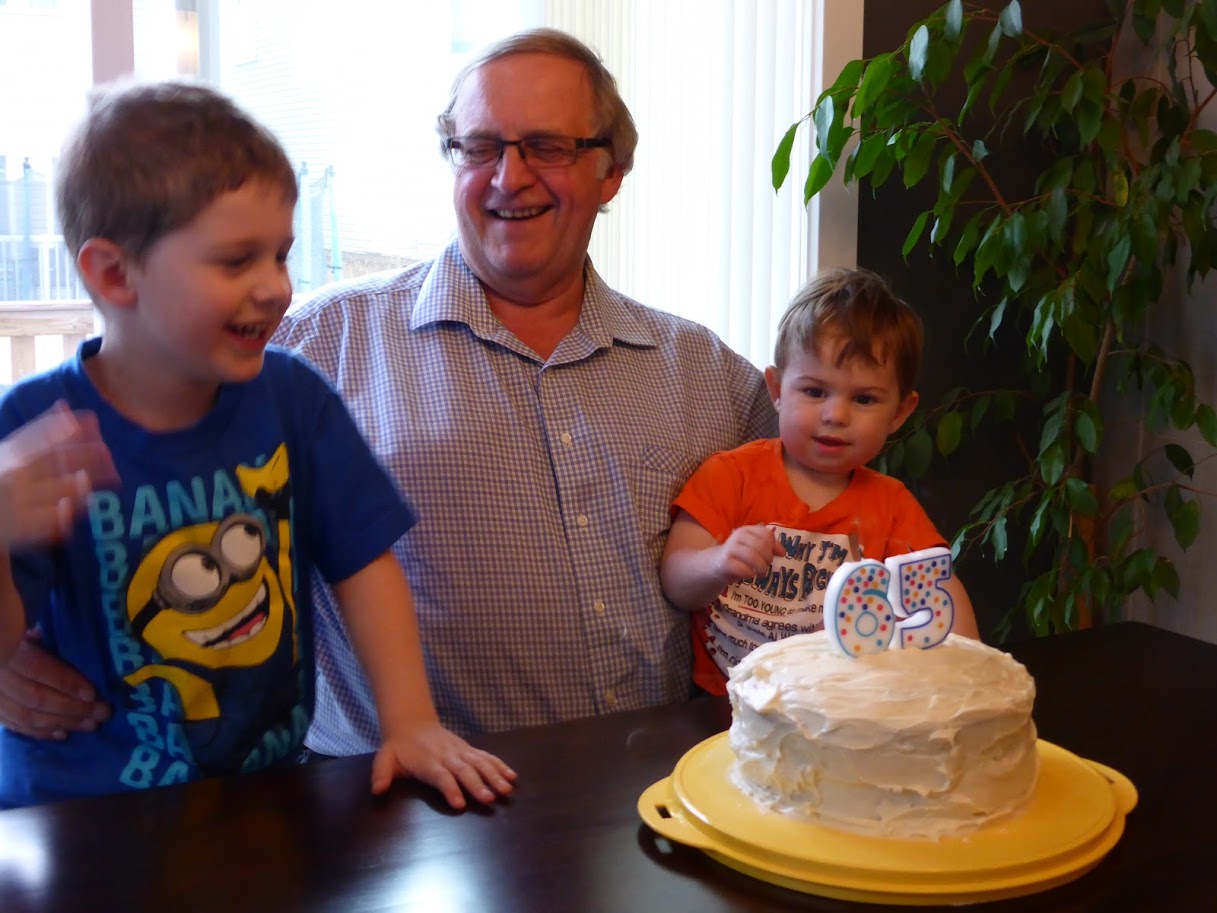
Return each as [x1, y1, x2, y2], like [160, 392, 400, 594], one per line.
[727, 630, 1038, 840]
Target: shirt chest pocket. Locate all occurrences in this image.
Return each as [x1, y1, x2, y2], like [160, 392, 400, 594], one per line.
[627, 445, 700, 544]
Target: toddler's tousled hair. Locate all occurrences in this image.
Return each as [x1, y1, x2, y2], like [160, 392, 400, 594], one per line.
[773, 268, 924, 397]
[56, 80, 297, 262]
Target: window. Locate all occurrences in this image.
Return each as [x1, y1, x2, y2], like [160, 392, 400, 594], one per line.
[0, 0, 862, 381]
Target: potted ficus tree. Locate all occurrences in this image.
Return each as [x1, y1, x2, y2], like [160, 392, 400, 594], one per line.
[774, 0, 1217, 636]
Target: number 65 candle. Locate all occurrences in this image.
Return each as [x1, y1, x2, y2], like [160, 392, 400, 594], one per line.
[825, 547, 955, 657]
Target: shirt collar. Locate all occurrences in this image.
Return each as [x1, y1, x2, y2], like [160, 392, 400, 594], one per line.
[411, 238, 658, 354]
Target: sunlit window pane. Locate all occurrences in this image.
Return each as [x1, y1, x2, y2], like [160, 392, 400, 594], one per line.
[0, 1, 854, 383]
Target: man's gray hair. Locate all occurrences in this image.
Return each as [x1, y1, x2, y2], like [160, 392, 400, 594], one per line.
[436, 28, 638, 175]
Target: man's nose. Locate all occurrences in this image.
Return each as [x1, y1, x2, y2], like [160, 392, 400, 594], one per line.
[491, 143, 537, 190]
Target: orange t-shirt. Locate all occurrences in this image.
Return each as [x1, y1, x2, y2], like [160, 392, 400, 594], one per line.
[672, 438, 946, 694]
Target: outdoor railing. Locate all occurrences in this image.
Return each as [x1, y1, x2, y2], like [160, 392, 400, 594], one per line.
[0, 300, 95, 384]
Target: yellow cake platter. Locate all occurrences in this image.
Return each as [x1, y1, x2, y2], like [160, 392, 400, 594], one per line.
[638, 733, 1136, 905]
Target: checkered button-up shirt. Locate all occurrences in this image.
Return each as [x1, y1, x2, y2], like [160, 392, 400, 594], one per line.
[274, 241, 776, 750]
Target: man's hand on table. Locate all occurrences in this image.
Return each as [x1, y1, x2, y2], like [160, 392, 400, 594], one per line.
[0, 631, 110, 738]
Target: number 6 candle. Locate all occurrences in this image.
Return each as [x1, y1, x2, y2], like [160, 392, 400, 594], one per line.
[826, 546, 956, 657]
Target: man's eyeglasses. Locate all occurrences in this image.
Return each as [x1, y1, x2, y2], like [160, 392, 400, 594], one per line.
[444, 135, 612, 168]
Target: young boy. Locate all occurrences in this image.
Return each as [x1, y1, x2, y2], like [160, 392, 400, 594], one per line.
[0, 81, 514, 809]
[660, 269, 979, 694]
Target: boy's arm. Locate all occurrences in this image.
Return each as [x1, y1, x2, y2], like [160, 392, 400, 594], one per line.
[660, 510, 782, 611]
[330, 552, 516, 809]
[0, 402, 118, 547]
[945, 574, 981, 639]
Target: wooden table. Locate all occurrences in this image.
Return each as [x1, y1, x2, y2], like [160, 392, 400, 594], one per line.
[1, 621, 1212, 912]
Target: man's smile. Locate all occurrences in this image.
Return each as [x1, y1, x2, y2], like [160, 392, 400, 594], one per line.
[489, 205, 550, 220]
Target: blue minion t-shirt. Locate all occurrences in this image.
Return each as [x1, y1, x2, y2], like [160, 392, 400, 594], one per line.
[0, 340, 414, 807]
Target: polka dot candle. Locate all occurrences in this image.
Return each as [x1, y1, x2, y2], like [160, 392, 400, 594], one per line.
[886, 547, 955, 650]
[825, 547, 956, 658]
[825, 560, 895, 657]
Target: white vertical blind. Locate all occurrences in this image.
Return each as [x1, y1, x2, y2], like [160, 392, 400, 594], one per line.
[545, 0, 823, 368]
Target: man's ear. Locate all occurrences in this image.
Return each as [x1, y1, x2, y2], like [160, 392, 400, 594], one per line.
[597, 159, 625, 206]
[763, 365, 782, 407]
[889, 390, 920, 434]
[76, 239, 137, 309]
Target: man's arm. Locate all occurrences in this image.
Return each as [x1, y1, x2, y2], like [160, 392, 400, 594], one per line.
[331, 551, 516, 809]
[0, 402, 118, 730]
[0, 555, 23, 662]
[0, 632, 109, 737]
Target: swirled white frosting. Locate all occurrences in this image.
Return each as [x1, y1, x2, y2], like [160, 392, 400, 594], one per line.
[727, 631, 1038, 840]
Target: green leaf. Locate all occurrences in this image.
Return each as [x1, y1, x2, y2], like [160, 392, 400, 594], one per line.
[988, 296, 1008, 339]
[854, 55, 894, 115]
[1165, 442, 1196, 477]
[955, 211, 984, 267]
[1076, 102, 1102, 147]
[772, 121, 800, 191]
[1168, 496, 1201, 549]
[985, 23, 1003, 63]
[814, 94, 835, 159]
[827, 57, 865, 95]
[1075, 410, 1099, 453]
[1111, 169, 1129, 207]
[1120, 548, 1157, 593]
[803, 155, 834, 204]
[852, 133, 887, 179]
[909, 25, 930, 81]
[990, 516, 1009, 561]
[1026, 573, 1053, 635]
[1064, 477, 1098, 516]
[903, 211, 931, 258]
[1046, 187, 1068, 242]
[945, 0, 964, 39]
[999, 1, 1023, 36]
[1154, 558, 1181, 600]
[1040, 441, 1066, 485]
[937, 411, 964, 456]
[903, 131, 938, 187]
[1062, 70, 1084, 112]
[1196, 404, 1217, 446]
[905, 429, 934, 477]
[1028, 495, 1052, 548]
[1106, 234, 1131, 289]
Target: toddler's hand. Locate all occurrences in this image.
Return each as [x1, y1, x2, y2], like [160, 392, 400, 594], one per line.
[370, 720, 517, 809]
[0, 402, 118, 547]
[715, 523, 784, 585]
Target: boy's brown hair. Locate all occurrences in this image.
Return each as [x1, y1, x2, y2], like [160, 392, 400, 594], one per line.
[773, 268, 924, 397]
[56, 80, 297, 262]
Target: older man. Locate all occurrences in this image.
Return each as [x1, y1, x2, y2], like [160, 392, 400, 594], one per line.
[0, 29, 775, 748]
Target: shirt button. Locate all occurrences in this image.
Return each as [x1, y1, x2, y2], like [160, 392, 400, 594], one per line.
[576, 514, 589, 528]
[593, 600, 606, 615]
[559, 431, 573, 447]
[604, 690, 618, 707]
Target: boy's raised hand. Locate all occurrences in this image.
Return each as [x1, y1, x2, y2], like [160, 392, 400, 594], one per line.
[715, 523, 784, 586]
[370, 721, 517, 809]
[0, 402, 119, 547]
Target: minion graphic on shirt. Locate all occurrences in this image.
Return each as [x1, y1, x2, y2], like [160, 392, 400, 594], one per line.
[123, 444, 300, 775]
